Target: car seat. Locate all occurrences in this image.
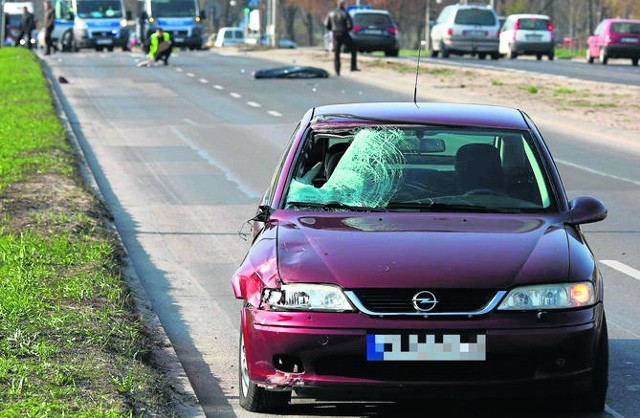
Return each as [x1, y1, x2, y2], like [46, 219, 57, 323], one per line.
[324, 142, 350, 179]
[455, 143, 504, 194]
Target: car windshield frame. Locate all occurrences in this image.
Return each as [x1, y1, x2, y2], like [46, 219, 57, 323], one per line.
[279, 123, 559, 214]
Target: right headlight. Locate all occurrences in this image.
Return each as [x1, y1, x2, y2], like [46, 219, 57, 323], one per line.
[262, 283, 355, 312]
[497, 282, 595, 310]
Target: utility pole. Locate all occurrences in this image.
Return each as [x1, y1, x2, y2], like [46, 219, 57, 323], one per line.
[0, 0, 6, 49]
[425, 0, 431, 49]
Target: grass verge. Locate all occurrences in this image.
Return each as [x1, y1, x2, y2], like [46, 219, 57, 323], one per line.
[0, 48, 185, 417]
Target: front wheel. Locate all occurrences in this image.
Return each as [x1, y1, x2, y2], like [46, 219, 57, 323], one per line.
[632, 57, 638, 66]
[238, 331, 291, 412]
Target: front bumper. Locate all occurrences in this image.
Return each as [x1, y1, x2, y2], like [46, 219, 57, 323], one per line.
[243, 305, 604, 398]
[75, 29, 128, 49]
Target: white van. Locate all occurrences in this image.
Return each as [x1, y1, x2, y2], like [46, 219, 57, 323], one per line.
[214, 27, 245, 47]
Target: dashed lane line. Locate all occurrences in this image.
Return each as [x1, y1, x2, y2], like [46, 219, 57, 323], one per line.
[600, 260, 640, 281]
[267, 110, 283, 117]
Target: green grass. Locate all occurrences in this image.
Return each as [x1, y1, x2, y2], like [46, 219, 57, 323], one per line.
[0, 48, 177, 417]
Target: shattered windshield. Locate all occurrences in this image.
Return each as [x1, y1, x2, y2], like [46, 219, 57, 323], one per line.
[284, 126, 556, 213]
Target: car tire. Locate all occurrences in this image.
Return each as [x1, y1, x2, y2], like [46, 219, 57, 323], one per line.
[430, 49, 438, 58]
[586, 49, 593, 63]
[536, 53, 542, 61]
[238, 329, 291, 413]
[440, 41, 449, 58]
[490, 52, 500, 60]
[548, 53, 554, 61]
[599, 48, 608, 64]
[61, 31, 73, 52]
[632, 57, 639, 66]
[385, 48, 399, 57]
[478, 52, 487, 60]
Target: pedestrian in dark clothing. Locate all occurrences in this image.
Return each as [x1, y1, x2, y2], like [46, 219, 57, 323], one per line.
[16, 6, 36, 49]
[324, 0, 359, 76]
[44, 0, 58, 55]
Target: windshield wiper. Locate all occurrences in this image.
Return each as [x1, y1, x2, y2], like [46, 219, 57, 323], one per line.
[286, 201, 387, 212]
[387, 201, 512, 213]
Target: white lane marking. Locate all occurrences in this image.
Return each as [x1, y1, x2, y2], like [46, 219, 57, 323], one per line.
[247, 101, 261, 108]
[230, 92, 242, 98]
[213, 85, 224, 90]
[199, 78, 208, 84]
[267, 110, 283, 117]
[186, 72, 195, 77]
[556, 159, 640, 187]
[600, 260, 640, 281]
[170, 126, 260, 199]
[175, 68, 183, 72]
[183, 118, 197, 126]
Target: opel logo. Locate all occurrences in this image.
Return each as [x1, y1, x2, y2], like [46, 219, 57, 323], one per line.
[412, 291, 438, 312]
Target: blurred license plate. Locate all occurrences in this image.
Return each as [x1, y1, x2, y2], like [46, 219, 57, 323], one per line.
[526, 34, 542, 40]
[363, 29, 382, 35]
[96, 39, 112, 45]
[174, 37, 185, 42]
[366, 333, 486, 361]
[621, 37, 639, 43]
[465, 30, 484, 37]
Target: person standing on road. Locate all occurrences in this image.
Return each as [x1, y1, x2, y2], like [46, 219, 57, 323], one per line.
[324, 0, 359, 76]
[16, 6, 35, 49]
[43, 0, 58, 55]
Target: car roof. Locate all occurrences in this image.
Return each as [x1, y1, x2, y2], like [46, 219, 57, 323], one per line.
[350, 9, 392, 15]
[507, 14, 551, 19]
[310, 102, 528, 130]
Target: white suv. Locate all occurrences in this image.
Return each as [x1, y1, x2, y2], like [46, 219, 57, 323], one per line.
[499, 14, 555, 60]
[430, 4, 501, 60]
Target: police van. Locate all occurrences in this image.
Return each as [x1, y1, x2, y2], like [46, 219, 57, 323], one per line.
[49, 0, 131, 52]
[136, 0, 205, 50]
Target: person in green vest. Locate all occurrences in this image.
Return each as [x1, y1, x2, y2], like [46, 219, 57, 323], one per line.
[138, 27, 172, 67]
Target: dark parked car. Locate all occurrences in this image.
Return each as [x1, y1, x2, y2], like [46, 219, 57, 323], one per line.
[325, 8, 399, 57]
[587, 18, 640, 66]
[232, 102, 609, 413]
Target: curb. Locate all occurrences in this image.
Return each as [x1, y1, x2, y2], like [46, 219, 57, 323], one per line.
[37, 54, 206, 418]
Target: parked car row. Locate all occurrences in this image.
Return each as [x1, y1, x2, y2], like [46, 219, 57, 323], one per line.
[428, 3, 640, 66]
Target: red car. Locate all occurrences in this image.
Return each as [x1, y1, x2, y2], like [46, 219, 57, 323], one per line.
[231, 102, 609, 413]
[587, 18, 640, 66]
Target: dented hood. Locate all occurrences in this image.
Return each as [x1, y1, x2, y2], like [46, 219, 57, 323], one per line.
[275, 213, 569, 289]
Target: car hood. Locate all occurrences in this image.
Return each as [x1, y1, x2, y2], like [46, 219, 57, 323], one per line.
[276, 213, 570, 289]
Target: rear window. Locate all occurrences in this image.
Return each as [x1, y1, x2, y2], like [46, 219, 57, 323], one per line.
[454, 9, 496, 26]
[353, 13, 393, 27]
[517, 18, 549, 30]
[610, 22, 640, 34]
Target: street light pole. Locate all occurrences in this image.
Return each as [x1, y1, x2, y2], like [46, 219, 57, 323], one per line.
[0, 0, 6, 49]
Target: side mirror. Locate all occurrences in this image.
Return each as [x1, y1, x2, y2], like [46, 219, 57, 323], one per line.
[566, 196, 607, 225]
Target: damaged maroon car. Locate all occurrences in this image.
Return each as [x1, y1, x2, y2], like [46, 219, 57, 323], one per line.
[231, 102, 608, 413]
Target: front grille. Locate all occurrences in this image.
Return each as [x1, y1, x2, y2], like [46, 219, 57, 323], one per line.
[351, 288, 498, 314]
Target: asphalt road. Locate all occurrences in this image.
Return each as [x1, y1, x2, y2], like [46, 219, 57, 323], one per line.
[40, 47, 640, 418]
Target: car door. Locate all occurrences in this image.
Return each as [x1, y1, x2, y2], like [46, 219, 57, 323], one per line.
[588, 21, 606, 58]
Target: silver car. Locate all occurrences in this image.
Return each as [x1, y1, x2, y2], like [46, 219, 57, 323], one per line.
[430, 4, 501, 60]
